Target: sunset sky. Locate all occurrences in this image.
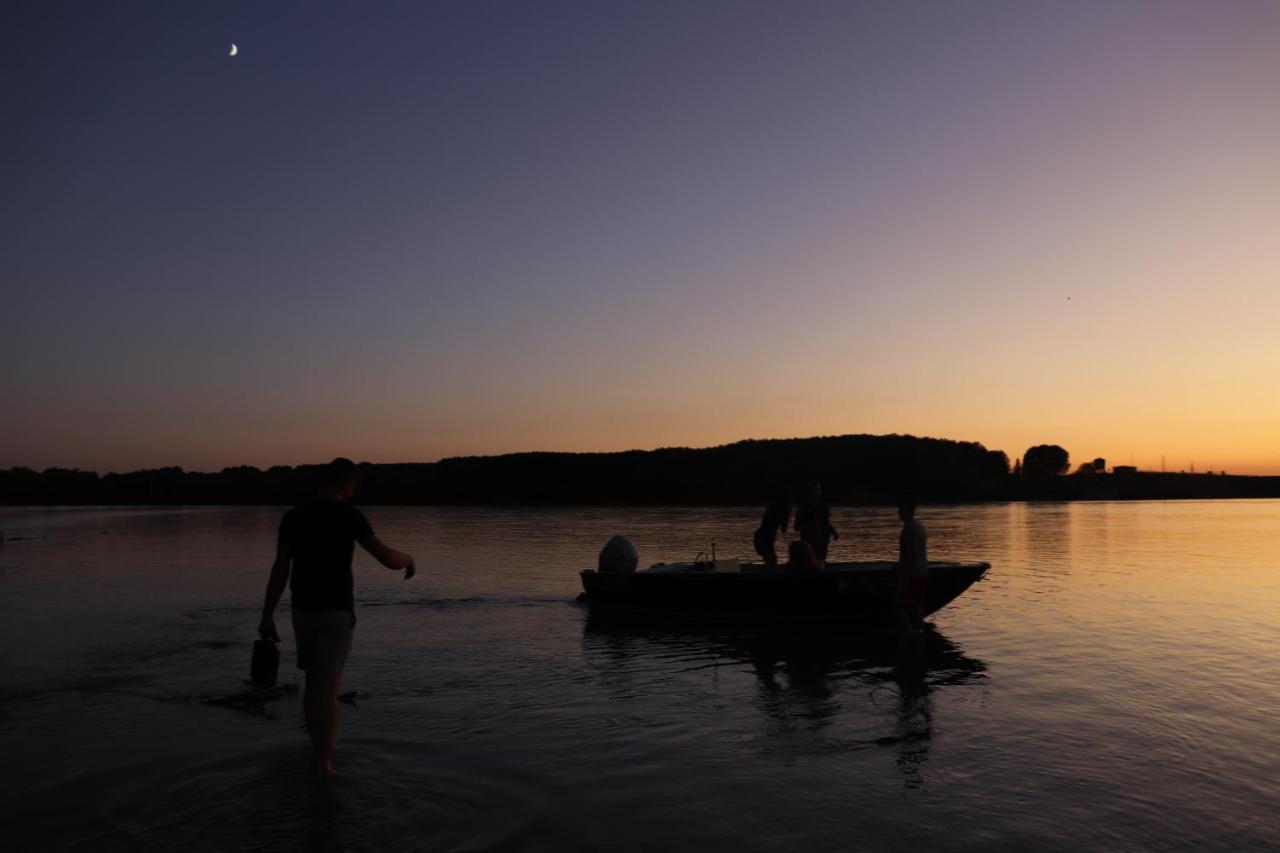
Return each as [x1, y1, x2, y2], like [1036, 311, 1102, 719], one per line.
[5, 1, 1279, 474]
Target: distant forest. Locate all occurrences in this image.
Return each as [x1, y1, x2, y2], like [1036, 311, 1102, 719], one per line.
[3, 434, 1279, 506]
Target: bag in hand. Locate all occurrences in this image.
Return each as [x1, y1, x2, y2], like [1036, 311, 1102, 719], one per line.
[251, 638, 279, 688]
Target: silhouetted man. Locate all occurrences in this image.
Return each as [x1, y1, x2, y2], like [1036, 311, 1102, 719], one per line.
[795, 480, 839, 560]
[895, 497, 928, 634]
[258, 457, 416, 778]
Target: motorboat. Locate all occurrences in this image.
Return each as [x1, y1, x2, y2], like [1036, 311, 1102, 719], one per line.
[579, 559, 989, 624]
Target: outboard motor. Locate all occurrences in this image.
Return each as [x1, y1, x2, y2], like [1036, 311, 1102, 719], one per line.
[598, 535, 639, 573]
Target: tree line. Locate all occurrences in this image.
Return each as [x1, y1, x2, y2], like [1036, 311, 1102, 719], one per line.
[0, 434, 1008, 505]
[5, 435, 1276, 505]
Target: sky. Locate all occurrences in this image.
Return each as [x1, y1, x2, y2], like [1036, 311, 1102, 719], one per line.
[4, 1, 1279, 474]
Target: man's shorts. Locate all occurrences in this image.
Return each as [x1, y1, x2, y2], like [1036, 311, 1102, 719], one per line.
[291, 609, 354, 673]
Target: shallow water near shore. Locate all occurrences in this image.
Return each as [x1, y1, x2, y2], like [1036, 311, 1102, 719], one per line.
[2, 501, 1278, 851]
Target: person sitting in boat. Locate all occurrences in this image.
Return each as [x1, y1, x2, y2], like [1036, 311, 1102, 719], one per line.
[894, 497, 929, 634]
[794, 480, 839, 561]
[751, 487, 792, 569]
[598, 535, 639, 573]
[784, 538, 823, 572]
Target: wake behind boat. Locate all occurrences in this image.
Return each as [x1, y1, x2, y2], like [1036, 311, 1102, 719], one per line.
[579, 560, 990, 624]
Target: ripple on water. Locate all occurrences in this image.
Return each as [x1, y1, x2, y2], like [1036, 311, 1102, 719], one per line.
[20, 737, 554, 853]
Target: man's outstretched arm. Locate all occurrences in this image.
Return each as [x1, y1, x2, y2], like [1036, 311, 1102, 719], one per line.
[359, 535, 416, 580]
[259, 541, 292, 640]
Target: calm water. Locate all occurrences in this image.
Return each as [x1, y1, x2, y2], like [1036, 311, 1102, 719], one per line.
[1, 501, 1278, 852]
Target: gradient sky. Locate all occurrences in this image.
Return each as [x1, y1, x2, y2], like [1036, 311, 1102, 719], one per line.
[4, 1, 1279, 474]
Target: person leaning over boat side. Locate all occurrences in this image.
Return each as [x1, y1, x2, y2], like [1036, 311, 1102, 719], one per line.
[751, 487, 792, 569]
[795, 480, 839, 561]
[895, 497, 928, 634]
[258, 457, 417, 780]
[784, 538, 823, 572]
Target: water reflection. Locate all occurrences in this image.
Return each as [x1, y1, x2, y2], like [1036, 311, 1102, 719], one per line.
[302, 778, 346, 853]
[1017, 501, 1076, 577]
[582, 614, 986, 787]
[230, 749, 350, 853]
[739, 626, 983, 787]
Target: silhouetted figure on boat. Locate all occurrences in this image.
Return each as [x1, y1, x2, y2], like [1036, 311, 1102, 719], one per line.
[258, 457, 418, 779]
[752, 488, 792, 568]
[784, 538, 823, 572]
[794, 481, 839, 561]
[894, 497, 928, 634]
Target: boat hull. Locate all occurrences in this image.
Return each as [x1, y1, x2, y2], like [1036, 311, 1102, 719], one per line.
[579, 561, 989, 624]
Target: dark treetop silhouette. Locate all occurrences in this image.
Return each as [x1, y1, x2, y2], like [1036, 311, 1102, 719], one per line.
[3, 433, 1277, 505]
[1021, 444, 1070, 478]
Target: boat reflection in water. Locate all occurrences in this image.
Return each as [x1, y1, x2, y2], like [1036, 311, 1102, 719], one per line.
[582, 612, 987, 788]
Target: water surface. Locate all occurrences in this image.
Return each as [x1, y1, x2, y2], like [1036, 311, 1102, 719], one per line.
[1, 501, 1277, 851]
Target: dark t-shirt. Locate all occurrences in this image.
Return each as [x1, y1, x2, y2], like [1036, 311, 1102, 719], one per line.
[279, 499, 374, 612]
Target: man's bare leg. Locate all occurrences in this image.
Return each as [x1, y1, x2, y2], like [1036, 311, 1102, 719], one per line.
[320, 672, 342, 776]
[895, 604, 913, 637]
[304, 671, 342, 778]
[894, 583, 913, 637]
[304, 672, 322, 754]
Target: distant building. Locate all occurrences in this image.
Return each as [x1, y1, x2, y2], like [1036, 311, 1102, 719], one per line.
[1092, 458, 1106, 473]
[1113, 465, 1137, 475]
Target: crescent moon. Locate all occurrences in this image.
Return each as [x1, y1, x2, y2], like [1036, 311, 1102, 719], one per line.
[229, 43, 238, 57]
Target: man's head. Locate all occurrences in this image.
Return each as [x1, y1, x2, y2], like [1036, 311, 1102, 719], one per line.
[897, 496, 917, 523]
[321, 457, 359, 501]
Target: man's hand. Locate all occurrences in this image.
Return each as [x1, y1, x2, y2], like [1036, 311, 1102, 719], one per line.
[360, 536, 418, 576]
[258, 616, 280, 642]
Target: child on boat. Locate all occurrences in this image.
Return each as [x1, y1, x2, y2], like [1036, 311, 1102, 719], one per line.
[784, 538, 824, 572]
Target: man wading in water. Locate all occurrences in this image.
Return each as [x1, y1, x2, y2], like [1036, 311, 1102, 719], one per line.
[258, 457, 417, 778]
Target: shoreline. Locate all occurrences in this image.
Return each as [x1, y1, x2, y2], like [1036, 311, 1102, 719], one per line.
[4, 480, 1280, 510]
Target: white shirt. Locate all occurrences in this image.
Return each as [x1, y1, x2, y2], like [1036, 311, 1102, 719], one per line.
[898, 518, 928, 578]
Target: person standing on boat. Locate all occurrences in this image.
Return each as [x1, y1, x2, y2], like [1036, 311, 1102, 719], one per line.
[895, 497, 929, 634]
[794, 481, 839, 561]
[258, 457, 417, 779]
[752, 488, 792, 568]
